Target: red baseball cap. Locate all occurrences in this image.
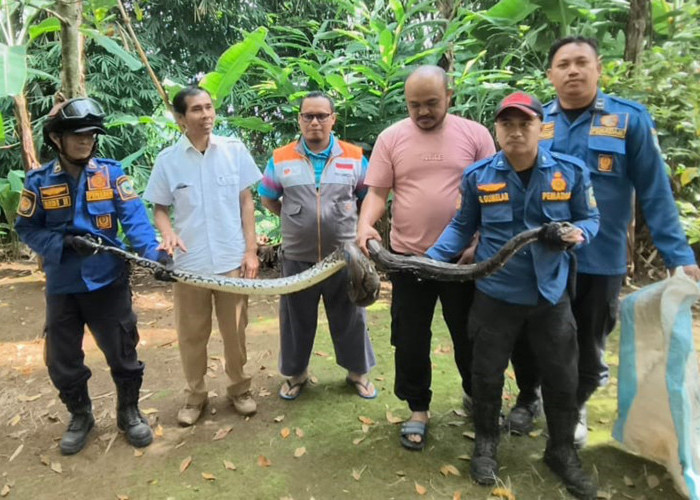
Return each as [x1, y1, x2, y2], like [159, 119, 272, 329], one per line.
[495, 92, 544, 119]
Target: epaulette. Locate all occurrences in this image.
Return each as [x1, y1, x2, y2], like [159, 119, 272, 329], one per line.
[465, 156, 492, 175]
[550, 151, 587, 170]
[26, 162, 53, 178]
[604, 94, 648, 114]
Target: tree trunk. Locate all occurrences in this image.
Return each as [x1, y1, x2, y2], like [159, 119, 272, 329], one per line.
[624, 0, 649, 66]
[56, 0, 85, 98]
[12, 94, 39, 171]
[436, 0, 457, 74]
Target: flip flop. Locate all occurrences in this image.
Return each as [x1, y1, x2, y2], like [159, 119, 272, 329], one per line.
[345, 376, 378, 399]
[279, 378, 308, 400]
[400, 420, 428, 451]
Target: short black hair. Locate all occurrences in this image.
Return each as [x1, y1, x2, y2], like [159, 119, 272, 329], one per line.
[548, 37, 599, 67]
[173, 86, 212, 115]
[299, 91, 335, 113]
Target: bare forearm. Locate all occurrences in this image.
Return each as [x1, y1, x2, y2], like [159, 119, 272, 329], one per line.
[358, 187, 390, 227]
[261, 196, 281, 216]
[240, 189, 257, 253]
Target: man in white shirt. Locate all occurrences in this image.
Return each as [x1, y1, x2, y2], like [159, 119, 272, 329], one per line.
[144, 86, 262, 426]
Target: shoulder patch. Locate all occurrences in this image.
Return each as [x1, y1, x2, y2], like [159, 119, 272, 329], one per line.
[116, 175, 138, 201]
[17, 189, 37, 218]
[539, 122, 555, 140]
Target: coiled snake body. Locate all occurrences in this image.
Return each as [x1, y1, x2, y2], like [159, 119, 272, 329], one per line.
[75, 224, 569, 307]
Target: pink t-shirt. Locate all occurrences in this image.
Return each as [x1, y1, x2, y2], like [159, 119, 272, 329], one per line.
[367, 114, 495, 255]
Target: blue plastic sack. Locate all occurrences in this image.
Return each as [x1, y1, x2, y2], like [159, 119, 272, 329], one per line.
[614, 269, 700, 499]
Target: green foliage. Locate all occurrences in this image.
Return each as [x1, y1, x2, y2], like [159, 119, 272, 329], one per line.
[0, 169, 25, 257]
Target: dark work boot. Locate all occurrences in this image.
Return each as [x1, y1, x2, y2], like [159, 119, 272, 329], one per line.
[470, 400, 501, 485]
[60, 408, 95, 455]
[544, 409, 597, 500]
[506, 389, 542, 435]
[116, 379, 153, 448]
[59, 384, 94, 455]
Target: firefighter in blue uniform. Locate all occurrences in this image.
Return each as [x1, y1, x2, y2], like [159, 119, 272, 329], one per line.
[507, 36, 700, 447]
[15, 97, 173, 455]
[427, 92, 599, 499]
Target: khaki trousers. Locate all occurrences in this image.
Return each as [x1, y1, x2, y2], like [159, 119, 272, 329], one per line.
[173, 269, 251, 405]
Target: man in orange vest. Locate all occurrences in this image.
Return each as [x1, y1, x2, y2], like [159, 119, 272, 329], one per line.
[259, 92, 377, 401]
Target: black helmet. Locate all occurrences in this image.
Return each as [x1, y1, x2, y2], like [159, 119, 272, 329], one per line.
[43, 97, 107, 151]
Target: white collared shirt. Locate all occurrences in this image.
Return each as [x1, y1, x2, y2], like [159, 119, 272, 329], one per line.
[144, 133, 262, 274]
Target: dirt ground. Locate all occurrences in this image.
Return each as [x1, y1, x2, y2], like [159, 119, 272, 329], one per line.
[0, 261, 697, 500]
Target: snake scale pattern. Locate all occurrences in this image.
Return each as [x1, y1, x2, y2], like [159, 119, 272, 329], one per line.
[75, 223, 565, 307]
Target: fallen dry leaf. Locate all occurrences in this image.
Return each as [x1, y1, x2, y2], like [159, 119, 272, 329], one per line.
[18, 394, 41, 402]
[358, 416, 374, 425]
[385, 411, 403, 424]
[352, 436, 366, 445]
[179, 456, 192, 474]
[257, 455, 271, 467]
[141, 408, 158, 416]
[9, 443, 23, 462]
[258, 388, 271, 397]
[646, 474, 659, 489]
[352, 468, 364, 481]
[598, 417, 610, 424]
[314, 350, 329, 357]
[375, 376, 385, 381]
[596, 490, 612, 499]
[134, 449, 144, 457]
[415, 482, 427, 495]
[462, 431, 475, 440]
[361, 424, 370, 434]
[295, 428, 304, 438]
[8, 415, 20, 427]
[116, 495, 129, 500]
[453, 492, 462, 500]
[201, 472, 216, 481]
[294, 447, 306, 458]
[395, 471, 406, 477]
[273, 415, 285, 423]
[505, 370, 515, 380]
[154, 424, 164, 438]
[624, 476, 635, 487]
[1, 485, 10, 497]
[528, 429, 543, 438]
[40, 454, 50, 465]
[280, 427, 291, 439]
[491, 488, 515, 500]
[453, 409, 467, 418]
[50, 461, 62, 474]
[309, 375, 319, 384]
[440, 464, 461, 477]
[490, 487, 516, 500]
[457, 454, 471, 461]
[223, 460, 236, 471]
[213, 426, 233, 441]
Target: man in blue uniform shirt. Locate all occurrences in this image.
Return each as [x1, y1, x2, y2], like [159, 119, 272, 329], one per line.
[507, 36, 700, 447]
[15, 97, 172, 455]
[427, 92, 599, 499]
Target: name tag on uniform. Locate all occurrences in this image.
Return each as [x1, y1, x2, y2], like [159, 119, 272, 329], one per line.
[40, 183, 71, 210]
[86, 189, 114, 201]
[542, 192, 572, 201]
[590, 113, 628, 139]
[479, 193, 510, 204]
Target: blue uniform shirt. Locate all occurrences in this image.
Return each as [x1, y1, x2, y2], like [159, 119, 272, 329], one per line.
[540, 90, 695, 275]
[15, 158, 161, 295]
[427, 149, 599, 305]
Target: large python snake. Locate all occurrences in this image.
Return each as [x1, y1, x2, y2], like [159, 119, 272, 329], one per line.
[74, 223, 572, 307]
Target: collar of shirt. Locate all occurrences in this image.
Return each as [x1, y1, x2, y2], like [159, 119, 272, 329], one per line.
[491, 148, 555, 172]
[300, 134, 335, 161]
[548, 89, 607, 115]
[177, 133, 226, 154]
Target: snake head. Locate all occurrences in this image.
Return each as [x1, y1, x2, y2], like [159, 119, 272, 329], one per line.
[537, 222, 577, 251]
[343, 242, 381, 307]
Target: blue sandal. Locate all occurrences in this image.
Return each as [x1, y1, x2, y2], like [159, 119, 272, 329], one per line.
[400, 420, 428, 451]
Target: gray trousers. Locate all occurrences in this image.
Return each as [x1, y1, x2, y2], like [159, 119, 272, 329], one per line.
[279, 256, 376, 377]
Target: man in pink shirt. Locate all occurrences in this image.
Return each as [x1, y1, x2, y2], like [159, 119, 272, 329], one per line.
[356, 65, 495, 450]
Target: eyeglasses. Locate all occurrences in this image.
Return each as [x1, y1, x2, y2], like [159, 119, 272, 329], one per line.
[299, 113, 333, 123]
